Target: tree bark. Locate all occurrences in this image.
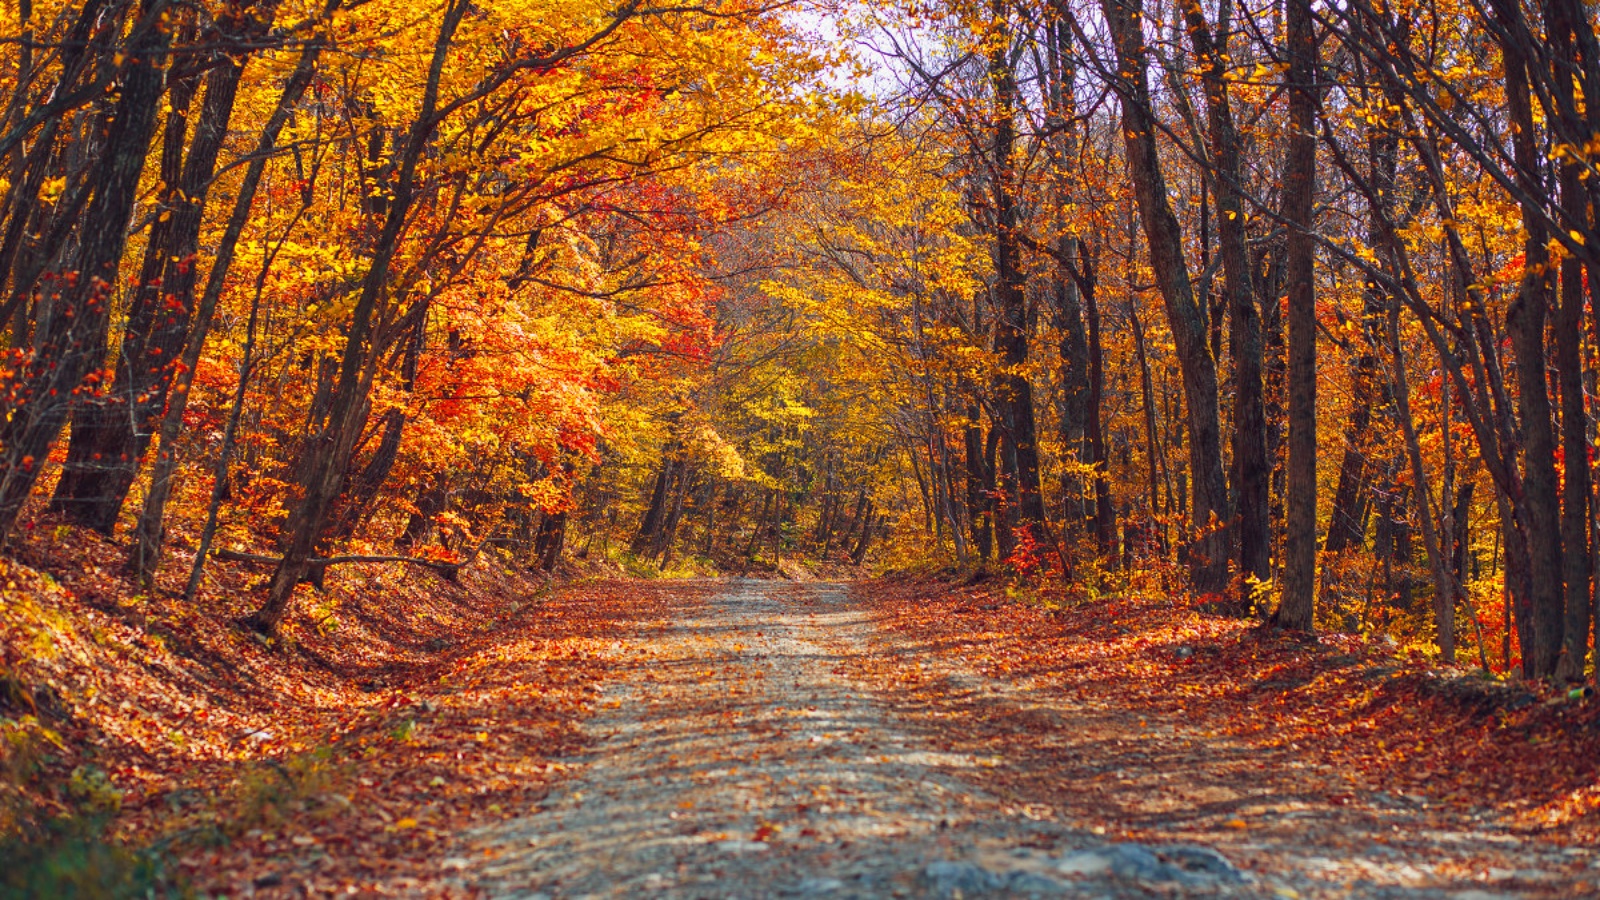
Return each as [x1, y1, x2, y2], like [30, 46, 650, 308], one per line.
[1083, 254, 1115, 554]
[248, 3, 469, 634]
[1495, 0, 1566, 675]
[1274, 0, 1319, 630]
[964, 410, 994, 563]
[533, 511, 567, 572]
[987, 0, 1047, 548]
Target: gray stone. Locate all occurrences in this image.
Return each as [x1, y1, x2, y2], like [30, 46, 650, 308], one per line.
[1163, 844, 1251, 883]
[791, 876, 846, 895]
[1055, 850, 1114, 877]
[1005, 870, 1070, 895]
[921, 860, 1006, 896]
[1104, 844, 1177, 882]
[1061, 842, 1250, 887]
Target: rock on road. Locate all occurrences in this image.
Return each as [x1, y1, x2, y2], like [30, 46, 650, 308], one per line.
[465, 580, 1580, 899]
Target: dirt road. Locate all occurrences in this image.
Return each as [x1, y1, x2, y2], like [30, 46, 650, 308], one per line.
[463, 580, 1589, 899]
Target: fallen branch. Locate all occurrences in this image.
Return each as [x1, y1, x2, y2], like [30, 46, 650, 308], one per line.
[213, 548, 461, 574]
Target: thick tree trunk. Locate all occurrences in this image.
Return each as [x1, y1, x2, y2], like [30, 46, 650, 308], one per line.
[987, 1, 1046, 547]
[1495, 7, 1566, 675]
[0, 1, 170, 544]
[633, 442, 681, 558]
[1274, 0, 1319, 630]
[1451, 480, 1475, 586]
[50, 67, 197, 531]
[850, 500, 876, 565]
[656, 468, 695, 566]
[1324, 399, 1375, 556]
[54, 2, 270, 533]
[1554, 164, 1592, 681]
[964, 414, 995, 563]
[533, 511, 567, 572]
[1043, 4, 1090, 529]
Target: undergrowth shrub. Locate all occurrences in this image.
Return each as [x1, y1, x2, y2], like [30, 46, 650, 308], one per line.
[0, 815, 187, 899]
[228, 746, 344, 835]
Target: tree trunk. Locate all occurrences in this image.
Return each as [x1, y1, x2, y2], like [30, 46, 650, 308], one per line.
[1083, 254, 1115, 554]
[1386, 306, 1458, 660]
[533, 511, 567, 572]
[851, 500, 876, 565]
[633, 441, 681, 557]
[249, 3, 468, 634]
[1101, 0, 1230, 592]
[965, 411, 995, 563]
[50, 65, 197, 531]
[0, 0, 171, 544]
[1495, 2, 1567, 675]
[987, 1, 1047, 546]
[132, 29, 329, 584]
[398, 473, 450, 549]
[1178, 0, 1269, 595]
[1128, 292, 1168, 553]
[1554, 149, 1592, 681]
[1323, 112, 1395, 559]
[1044, 4, 1090, 529]
[1274, 0, 1319, 630]
[53, 1, 272, 533]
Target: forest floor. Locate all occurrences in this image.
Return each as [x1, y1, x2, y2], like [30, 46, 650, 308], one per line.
[4, 546, 1600, 897]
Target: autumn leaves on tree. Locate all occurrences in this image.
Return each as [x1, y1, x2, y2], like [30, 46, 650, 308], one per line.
[0, 0, 827, 627]
[1, 0, 1599, 682]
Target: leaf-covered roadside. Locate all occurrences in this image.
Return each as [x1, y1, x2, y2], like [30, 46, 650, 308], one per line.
[850, 575, 1600, 848]
[1, 520, 702, 896]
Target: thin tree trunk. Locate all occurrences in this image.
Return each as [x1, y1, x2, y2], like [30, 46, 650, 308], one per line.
[1101, 0, 1230, 592]
[250, 3, 469, 634]
[185, 228, 277, 602]
[1385, 306, 1457, 660]
[1083, 254, 1115, 554]
[132, 29, 330, 585]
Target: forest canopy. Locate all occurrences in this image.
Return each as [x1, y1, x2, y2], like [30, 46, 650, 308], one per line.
[1, 0, 1598, 685]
